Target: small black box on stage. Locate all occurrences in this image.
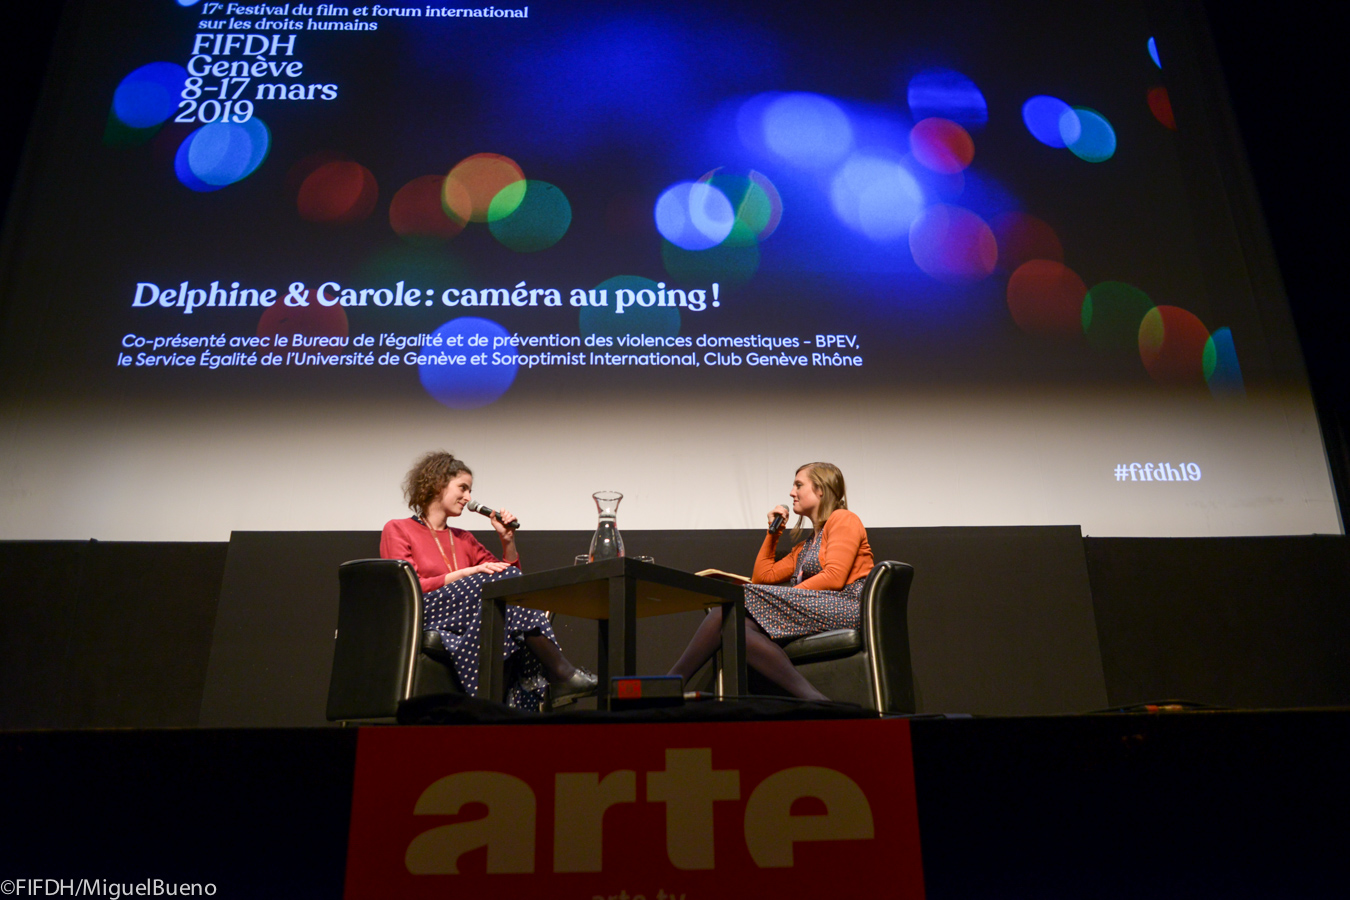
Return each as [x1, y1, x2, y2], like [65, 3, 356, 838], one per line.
[609, 675, 685, 710]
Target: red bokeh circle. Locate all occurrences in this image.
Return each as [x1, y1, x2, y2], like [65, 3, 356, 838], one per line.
[909, 118, 975, 174]
[909, 204, 998, 284]
[1139, 305, 1209, 385]
[390, 175, 465, 242]
[297, 160, 378, 224]
[1147, 86, 1177, 130]
[1007, 260, 1087, 338]
[257, 290, 349, 340]
[992, 212, 1064, 272]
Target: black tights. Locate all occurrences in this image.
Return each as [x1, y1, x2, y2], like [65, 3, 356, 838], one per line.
[668, 607, 828, 701]
[524, 633, 578, 684]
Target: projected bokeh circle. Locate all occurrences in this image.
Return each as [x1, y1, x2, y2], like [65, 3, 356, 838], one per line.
[1139, 305, 1210, 386]
[113, 62, 189, 129]
[489, 180, 572, 252]
[1083, 281, 1155, 353]
[662, 240, 759, 288]
[257, 290, 349, 341]
[910, 118, 975, 174]
[580, 275, 680, 338]
[907, 68, 988, 128]
[390, 175, 465, 243]
[909, 204, 998, 283]
[174, 119, 270, 191]
[696, 169, 782, 246]
[1148, 87, 1177, 130]
[992, 212, 1064, 271]
[1007, 260, 1087, 338]
[655, 182, 735, 251]
[831, 155, 925, 241]
[1022, 96, 1075, 148]
[419, 317, 518, 410]
[445, 154, 525, 224]
[1204, 327, 1246, 398]
[760, 93, 854, 169]
[1064, 107, 1116, 162]
[297, 160, 378, 224]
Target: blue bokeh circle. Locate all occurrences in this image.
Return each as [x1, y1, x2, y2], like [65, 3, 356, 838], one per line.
[174, 118, 270, 191]
[419, 317, 518, 409]
[1022, 95, 1075, 148]
[908, 68, 988, 128]
[829, 154, 925, 241]
[113, 62, 189, 129]
[173, 131, 222, 192]
[761, 93, 854, 169]
[655, 182, 734, 251]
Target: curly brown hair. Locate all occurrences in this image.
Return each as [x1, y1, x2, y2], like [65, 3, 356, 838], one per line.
[403, 451, 472, 517]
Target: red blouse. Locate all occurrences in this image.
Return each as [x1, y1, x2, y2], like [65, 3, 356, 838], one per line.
[379, 517, 518, 594]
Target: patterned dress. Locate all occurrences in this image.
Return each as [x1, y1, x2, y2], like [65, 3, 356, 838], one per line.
[421, 570, 555, 709]
[380, 516, 556, 709]
[743, 529, 865, 640]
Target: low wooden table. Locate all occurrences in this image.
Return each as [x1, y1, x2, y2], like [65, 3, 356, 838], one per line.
[478, 557, 746, 709]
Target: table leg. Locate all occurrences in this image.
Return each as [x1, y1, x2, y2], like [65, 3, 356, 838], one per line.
[596, 618, 609, 705]
[602, 574, 636, 711]
[720, 599, 747, 697]
[476, 596, 507, 703]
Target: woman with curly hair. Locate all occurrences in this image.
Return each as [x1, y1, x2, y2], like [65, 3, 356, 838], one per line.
[380, 450, 596, 709]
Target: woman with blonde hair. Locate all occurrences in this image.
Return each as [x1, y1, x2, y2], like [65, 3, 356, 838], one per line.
[381, 450, 596, 709]
[668, 461, 873, 700]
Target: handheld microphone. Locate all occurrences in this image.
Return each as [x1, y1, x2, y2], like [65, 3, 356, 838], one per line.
[467, 500, 520, 530]
[769, 511, 786, 534]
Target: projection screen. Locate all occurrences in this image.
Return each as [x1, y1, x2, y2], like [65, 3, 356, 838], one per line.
[0, 0, 1338, 540]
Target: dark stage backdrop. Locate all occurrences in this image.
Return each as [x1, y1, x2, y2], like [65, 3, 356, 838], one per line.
[1087, 534, 1350, 709]
[4, 529, 1349, 730]
[0, 539, 227, 729]
[197, 526, 1350, 721]
[0, 0, 1339, 543]
[196, 526, 1106, 726]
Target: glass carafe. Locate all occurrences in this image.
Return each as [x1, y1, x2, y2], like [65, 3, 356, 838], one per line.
[589, 491, 625, 561]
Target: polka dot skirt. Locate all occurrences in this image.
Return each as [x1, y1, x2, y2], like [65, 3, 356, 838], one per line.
[423, 567, 554, 709]
[743, 530, 864, 640]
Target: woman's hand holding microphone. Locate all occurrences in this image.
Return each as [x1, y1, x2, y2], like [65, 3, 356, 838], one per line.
[487, 507, 518, 538]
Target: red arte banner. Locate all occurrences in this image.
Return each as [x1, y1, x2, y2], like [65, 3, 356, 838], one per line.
[344, 719, 925, 899]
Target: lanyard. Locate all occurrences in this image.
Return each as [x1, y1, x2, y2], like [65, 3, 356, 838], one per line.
[418, 516, 459, 572]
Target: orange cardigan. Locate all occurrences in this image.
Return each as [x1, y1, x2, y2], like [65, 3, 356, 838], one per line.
[751, 508, 874, 591]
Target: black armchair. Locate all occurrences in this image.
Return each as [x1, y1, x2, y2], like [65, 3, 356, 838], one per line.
[325, 558, 460, 722]
[759, 560, 916, 713]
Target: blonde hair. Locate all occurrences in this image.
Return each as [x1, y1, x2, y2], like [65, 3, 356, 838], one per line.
[403, 451, 472, 518]
[790, 461, 848, 540]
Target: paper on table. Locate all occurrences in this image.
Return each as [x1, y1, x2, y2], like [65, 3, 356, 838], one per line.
[695, 568, 751, 585]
